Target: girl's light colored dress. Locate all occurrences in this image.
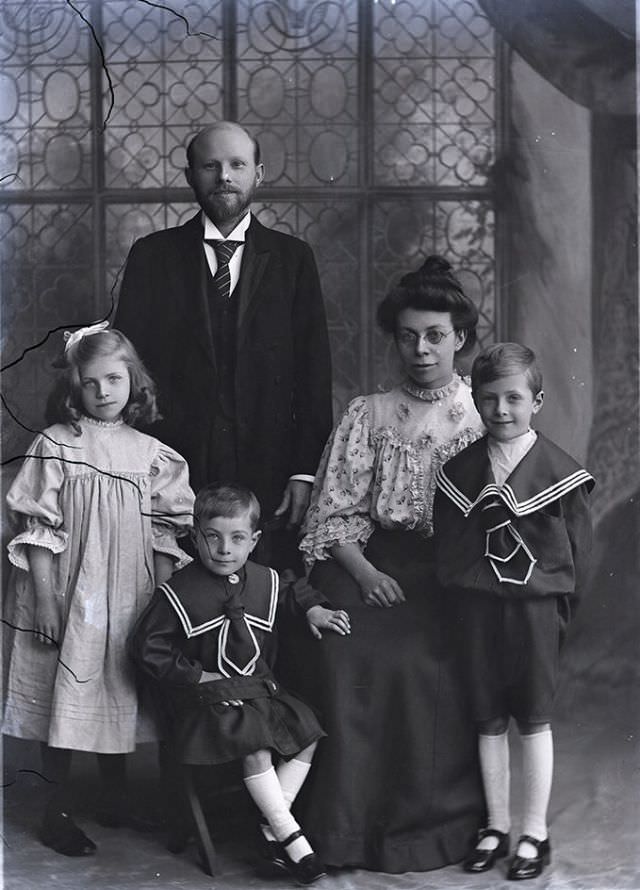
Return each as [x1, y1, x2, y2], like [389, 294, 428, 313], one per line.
[3, 417, 194, 754]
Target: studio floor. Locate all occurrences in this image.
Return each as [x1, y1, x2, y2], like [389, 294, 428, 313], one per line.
[3, 665, 639, 890]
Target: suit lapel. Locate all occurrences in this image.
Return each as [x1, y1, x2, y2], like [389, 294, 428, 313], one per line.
[181, 214, 216, 370]
[237, 219, 270, 348]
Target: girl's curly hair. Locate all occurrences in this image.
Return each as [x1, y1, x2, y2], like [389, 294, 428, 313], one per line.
[46, 329, 161, 435]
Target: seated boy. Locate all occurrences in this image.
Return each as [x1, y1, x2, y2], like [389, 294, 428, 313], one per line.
[132, 482, 350, 885]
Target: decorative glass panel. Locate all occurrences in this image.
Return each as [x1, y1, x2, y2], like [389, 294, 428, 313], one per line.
[0, 1, 91, 190]
[236, 0, 359, 187]
[1, 203, 94, 456]
[373, 0, 495, 187]
[102, 0, 224, 188]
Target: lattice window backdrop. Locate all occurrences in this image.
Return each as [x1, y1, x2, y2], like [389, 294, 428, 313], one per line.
[1, 0, 501, 450]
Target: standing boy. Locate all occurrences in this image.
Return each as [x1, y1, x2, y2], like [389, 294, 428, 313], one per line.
[434, 343, 594, 880]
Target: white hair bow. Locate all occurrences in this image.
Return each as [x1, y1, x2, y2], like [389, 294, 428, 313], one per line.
[63, 321, 110, 353]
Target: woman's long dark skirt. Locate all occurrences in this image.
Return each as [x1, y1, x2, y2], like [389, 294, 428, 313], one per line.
[278, 528, 485, 873]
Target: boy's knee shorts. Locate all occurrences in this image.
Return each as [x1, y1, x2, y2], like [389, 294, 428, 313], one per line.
[453, 592, 571, 725]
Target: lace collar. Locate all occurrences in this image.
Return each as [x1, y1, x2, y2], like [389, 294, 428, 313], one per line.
[401, 374, 460, 402]
[81, 414, 125, 428]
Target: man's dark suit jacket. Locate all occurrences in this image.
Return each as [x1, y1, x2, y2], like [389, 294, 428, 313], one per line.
[114, 213, 333, 517]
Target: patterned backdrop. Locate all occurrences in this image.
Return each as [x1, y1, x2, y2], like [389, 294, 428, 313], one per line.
[1, 0, 500, 459]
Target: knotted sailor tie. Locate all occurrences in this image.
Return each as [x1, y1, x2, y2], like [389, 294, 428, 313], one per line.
[220, 583, 258, 676]
[479, 499, 536, 585]
[205, 240, 242, 301]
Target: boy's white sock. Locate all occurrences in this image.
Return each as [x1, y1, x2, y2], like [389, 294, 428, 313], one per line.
[244, 767, 312, 862]
[276, 757, 312, 808]
[477, 732, 511, 850]
[520, 728, 553, 856]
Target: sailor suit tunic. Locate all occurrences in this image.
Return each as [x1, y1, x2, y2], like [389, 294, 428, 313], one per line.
[434, 432, 594, 722]
[132, 559, 326, 764]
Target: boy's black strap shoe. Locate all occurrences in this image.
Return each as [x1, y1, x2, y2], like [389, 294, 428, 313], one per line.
[281, 830, 328, 886]
[256, 822, 288, 875]
[463, 827, 510, 873]
[507, 835, 551, 880]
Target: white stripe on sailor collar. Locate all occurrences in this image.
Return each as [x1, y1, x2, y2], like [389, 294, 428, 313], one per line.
[159, 568, 280, 639]
[436, 466, 593, 518]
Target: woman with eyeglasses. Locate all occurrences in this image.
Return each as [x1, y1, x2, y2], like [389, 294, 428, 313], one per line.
[280, 255, 486, 873]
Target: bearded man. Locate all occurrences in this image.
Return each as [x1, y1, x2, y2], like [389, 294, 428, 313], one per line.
[114, 122, 333, 569]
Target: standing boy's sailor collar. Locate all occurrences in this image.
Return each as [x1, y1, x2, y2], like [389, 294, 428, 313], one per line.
[202, 210, 252, 242]
[436, 432, 594, 517]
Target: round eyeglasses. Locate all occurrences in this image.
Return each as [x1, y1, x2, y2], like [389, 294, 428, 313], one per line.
[397, 328, 455, 347]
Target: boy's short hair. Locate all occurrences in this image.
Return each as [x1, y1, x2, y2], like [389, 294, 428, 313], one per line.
[194, 482, 261, 531]
[471, 342, 543, 396]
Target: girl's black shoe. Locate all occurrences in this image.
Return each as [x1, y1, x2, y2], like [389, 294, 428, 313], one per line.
[39, 809, 97, 857]
[507, 835, 551, 880]
[463, 827, 510, 873]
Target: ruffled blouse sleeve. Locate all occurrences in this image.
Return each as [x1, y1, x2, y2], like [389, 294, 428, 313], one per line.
[300, 396, 376, 564]
[6, 434, 68, 571]
[150, 443, 195, 570]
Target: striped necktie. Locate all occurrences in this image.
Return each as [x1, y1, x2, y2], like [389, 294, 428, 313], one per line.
[206, 240, 242, 300]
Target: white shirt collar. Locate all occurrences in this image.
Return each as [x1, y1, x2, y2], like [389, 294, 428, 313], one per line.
[202, 211, 252, 242]
[488, 428, 537, 458]
[487, 429, 537, 486]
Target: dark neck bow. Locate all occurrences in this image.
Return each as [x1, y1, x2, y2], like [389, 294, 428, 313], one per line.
[219, 580, 260, 675]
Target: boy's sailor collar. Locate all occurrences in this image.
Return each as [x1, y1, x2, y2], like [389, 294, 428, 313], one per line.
[436, 433, 594, 517]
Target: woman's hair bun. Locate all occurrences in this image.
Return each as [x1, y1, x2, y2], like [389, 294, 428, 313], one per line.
[400, 254, 452, 286]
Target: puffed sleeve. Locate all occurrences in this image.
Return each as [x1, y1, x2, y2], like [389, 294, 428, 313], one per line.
[150, 444, 195, 570]
[131, 589, 203, 686]
[6, 434, 68, 571]
[299, 396, 376, 565]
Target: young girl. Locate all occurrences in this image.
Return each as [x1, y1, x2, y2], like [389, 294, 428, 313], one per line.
[3, 322, 195, 857]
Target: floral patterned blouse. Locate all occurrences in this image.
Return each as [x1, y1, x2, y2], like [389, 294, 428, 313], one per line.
[300, 375, 484, 565]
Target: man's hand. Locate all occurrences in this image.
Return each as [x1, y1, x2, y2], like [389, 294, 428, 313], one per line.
[274, 479, 312, 529]
[306, 605, 351, 639]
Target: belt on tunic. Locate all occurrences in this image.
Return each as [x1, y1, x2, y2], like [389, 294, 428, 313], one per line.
[174, 676, 280, 706]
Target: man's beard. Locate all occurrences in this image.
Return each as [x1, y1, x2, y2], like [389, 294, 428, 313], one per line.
[202, 185, 255, 226]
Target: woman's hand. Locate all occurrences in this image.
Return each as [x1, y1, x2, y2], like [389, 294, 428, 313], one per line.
[34, 600, 61, 646]
[306, 605, 351, 639]
[356, 565, 405, 608]
[329, 543, 405, 608]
